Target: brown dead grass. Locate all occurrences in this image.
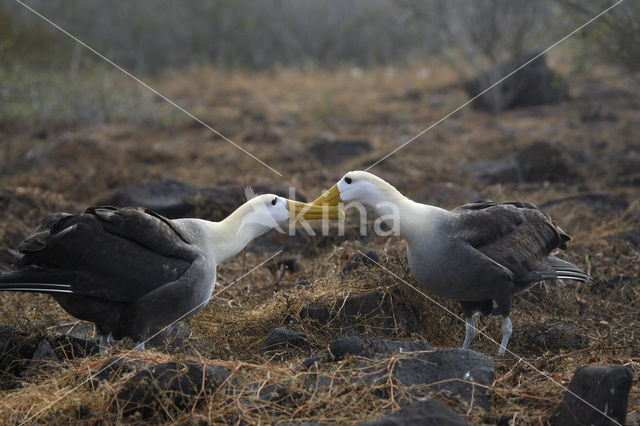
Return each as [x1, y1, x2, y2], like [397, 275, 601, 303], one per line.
[0, 60, 639, 424]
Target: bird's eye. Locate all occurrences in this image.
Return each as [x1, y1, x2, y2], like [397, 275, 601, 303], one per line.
[271, 197, 277, 205]
[344, 177, 352, 184]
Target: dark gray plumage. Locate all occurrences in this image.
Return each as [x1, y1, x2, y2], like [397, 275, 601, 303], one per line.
[0, 207, 204, 350]
[312, 171, 590, 355]
[0, 195, 339, 351]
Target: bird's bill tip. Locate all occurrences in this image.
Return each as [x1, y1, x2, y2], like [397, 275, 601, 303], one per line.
[287, 200, 344, 221]
[310, 184, 342, 206]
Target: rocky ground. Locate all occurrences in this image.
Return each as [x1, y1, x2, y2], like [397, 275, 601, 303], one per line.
[0, 61, 638, 424]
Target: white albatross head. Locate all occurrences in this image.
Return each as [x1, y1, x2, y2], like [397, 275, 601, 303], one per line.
[237, 192, 344, 236]
[310, 171, 405, 208]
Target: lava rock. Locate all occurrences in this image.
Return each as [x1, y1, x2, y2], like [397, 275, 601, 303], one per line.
[0, 325, 41, 388]
[147, 321, 192, 351]
[465, 52, 569, 112]
[306, 134, 374, 164]
[515, 141, 576, 183]
[91, 357, 149, 388]
[388, 349, 494, 410]
[359, 398, 470, 425]
[341, 250, 380, 276]
[305, 347, 492, 411]
[462, 160, 522, 185]
[102, 179, 200, 218]
[337, 290, 418, 336]
[343, 290, 388, 317]
[29, 340, 59, 368]
[328, 337, 434, 361]
[532, 324, 591, 351]
[551, 364, 633, 426]
[47, 320, 102, 358]
[117, 360, 231, 419]
[262, 328, 311, 351]
[605, 228, 640, 248]
[370, 340, 433, 355]
[295, 279, 311, 288]
[242, 129, 282, 144]
[302, 355, 326, 370]
[538, 192, 629, 213]
[299, 304, 330, 324]
[102, 180, 306, 222]
[329, 337, 366, 360]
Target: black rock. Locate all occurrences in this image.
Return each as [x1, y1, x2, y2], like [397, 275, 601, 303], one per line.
[302, 355, 326, 370]
[605, 275, 638, 290]
[387, 349, 494, 410]
[605, 228, 640, 248]
[101, 179, 200, 218]
[299, 304, 330, 324]
[551, 364, 633, 426]
[328, 337, 434, 361]
[147, 321, 192, 351]
[538, 192, 629, 213]
[306, 134, 374, 165]
[343, 290, 388, 317]
[465, 52, 569, 112]
[117, 360, 231, 419]
[329, 337, 366, 360]
[532, 324, 591, 351]
[579, 105, 618, 123]
[341, 250, 380, 276]
[370, 340, 433, 355]
[242, 129, 282, 144]
[29, 340, 59, 368]
[462, 160, 522, 185]
[77, 406, 97, 420]
[262, 327, 310, 351]
[339, 290, 418, 336]
[0, 325, 42, 388]
[47, 320, 102, 358]
[515, 141, 576, 183]
[359, 398, 470, 425]
[295, 279, 311, 288]
[253, 383, 303, 409]
[91, 357, 149, 388]
[102, 179, 306, 222]
[304, 346, 492, 411]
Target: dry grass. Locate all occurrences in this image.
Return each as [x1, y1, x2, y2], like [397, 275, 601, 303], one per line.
[0, 60, 639, 424]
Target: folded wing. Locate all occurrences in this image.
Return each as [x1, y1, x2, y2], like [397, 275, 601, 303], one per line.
[1, 206, 198, 302]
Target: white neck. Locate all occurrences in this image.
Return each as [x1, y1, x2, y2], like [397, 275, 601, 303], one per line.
[364, 181, 448, 238]
[201, 203, 274, 264]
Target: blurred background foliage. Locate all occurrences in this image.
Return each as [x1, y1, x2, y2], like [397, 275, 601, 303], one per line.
[0, 0, 637, 125]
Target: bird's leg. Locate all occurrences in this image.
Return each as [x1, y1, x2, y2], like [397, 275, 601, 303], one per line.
[497, 316, 512, 356]
[462, 315, 475, 350]
[98, 333, 111, 354]
[134, 341, 145, 351]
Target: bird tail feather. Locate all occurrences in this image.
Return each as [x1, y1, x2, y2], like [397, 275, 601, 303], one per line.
[0, 269, 74, 294]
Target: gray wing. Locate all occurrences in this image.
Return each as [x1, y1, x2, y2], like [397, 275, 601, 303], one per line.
[2, 206, 199, 301]
[450, 200, 574, 283]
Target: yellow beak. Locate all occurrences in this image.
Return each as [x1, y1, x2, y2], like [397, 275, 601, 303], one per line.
[287, 199, 344, 221]
[310, 184, 342, 206]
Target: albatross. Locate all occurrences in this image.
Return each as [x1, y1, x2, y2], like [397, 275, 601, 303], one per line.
[312, 171, 590, 355]
[0, 194, 342, 351]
